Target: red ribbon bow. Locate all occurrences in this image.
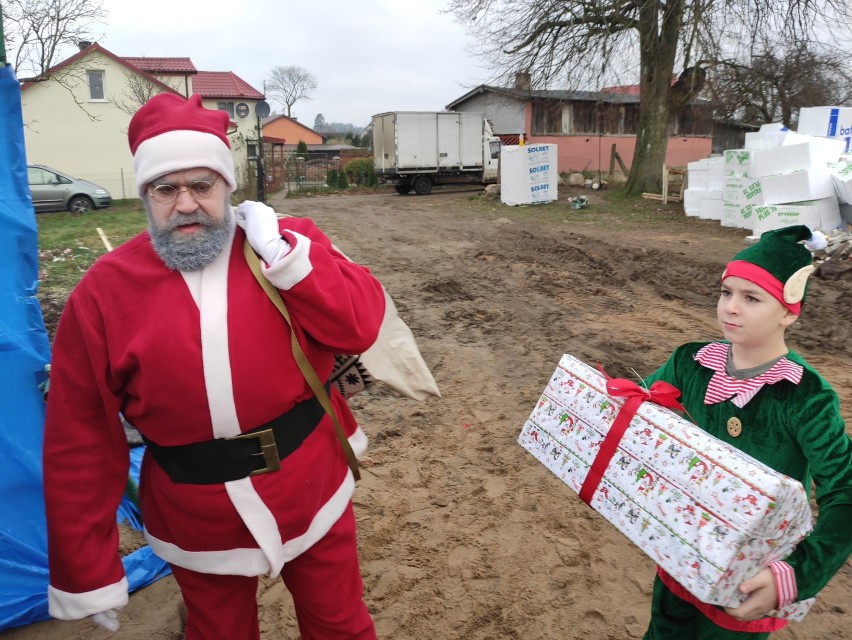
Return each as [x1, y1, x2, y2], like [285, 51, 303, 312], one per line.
[577, 365, 686, 505]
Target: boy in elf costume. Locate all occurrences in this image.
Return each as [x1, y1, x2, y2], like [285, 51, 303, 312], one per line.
[641, 225, 852, 639]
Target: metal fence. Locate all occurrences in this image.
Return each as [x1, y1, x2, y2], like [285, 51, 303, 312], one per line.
[262, 150, 375, 193]
[271, 154, 343, 192]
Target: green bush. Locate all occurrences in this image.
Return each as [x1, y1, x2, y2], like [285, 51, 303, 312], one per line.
[343, 157, 377, 186]
[326, 168, 339, 188]
[337, 170, 349, 189]
[295, 140, 308, 160]
[325, 168, 350, 190]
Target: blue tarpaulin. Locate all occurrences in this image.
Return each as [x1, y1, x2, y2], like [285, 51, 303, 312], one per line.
[0, 62, 169, 632]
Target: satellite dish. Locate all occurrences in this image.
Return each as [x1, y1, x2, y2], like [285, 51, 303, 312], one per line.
[255, 100, 271, 119]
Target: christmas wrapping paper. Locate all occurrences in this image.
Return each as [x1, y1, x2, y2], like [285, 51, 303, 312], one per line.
[519, 354, 815, 620]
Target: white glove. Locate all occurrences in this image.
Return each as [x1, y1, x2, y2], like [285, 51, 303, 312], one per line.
[234, 200, 291, 265]
[92, 608, 121, 632]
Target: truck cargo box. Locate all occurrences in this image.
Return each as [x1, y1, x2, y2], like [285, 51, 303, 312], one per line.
[373, 111, 489, 173]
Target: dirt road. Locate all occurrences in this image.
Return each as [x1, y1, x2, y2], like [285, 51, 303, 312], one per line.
[9, 187, 851, 639]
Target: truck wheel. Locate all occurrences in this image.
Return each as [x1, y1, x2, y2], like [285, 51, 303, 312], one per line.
[413, 176, 432, 195]
[395, 184, 412, 195]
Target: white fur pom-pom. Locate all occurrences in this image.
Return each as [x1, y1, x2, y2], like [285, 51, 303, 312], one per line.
[804, 230, 828, 252]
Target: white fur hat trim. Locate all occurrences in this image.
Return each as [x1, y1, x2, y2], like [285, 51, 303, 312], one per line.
[134, 129, 237, 197]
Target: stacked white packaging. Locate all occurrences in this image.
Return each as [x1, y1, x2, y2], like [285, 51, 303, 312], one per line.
[797, 107, 852, 153]
[714, 123, 845, 237]
[684, 157, 725, 220]
[500, 144, 559, 206]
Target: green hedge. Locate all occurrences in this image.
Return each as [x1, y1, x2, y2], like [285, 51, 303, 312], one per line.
[343, 157, 378, 187]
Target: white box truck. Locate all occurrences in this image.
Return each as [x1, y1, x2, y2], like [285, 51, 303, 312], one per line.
[372, 111, 501, 195]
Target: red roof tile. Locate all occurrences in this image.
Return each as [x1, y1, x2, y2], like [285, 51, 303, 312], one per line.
[123, 57, 197, 74]
[193, 71, 263, 100]
[600, 84, 641, 95]
[22, 43, 182, 95]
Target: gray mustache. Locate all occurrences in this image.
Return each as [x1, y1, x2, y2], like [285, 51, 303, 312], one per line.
[163, 213, 213, 231]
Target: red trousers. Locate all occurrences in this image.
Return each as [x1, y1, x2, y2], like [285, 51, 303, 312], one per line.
[170, 504, 376, 640]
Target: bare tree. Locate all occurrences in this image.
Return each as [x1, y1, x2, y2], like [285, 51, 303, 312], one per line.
[447, 1, 852, 195]
[708, 39, 852, 128]
[3, 0, 106, 82]
[266, 65, 318, 118]
[111, 68, 180, 116]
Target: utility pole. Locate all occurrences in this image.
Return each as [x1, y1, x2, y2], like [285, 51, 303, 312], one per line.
[254, 99, 271, 203]
[256, 115, 265, 203]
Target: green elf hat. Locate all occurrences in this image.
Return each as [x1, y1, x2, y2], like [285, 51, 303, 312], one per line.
[721, 225, 827, 315]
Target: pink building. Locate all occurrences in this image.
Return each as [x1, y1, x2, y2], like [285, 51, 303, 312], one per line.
[445, 85, 742, 174]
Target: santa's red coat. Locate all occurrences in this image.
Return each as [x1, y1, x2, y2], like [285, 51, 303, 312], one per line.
[43, 217, 385, 620]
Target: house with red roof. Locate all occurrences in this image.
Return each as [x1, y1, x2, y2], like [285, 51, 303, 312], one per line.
[20, 43, 264, 198]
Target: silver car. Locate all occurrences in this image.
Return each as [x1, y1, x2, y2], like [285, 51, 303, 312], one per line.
[27, 164, 112, 214]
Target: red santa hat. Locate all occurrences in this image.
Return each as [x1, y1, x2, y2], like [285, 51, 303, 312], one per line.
[128, 93, 237, 197]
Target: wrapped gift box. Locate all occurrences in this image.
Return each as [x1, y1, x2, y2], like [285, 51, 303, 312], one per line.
[519, 354, 814, 619]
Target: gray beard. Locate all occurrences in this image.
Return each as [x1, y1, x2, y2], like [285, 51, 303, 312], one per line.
[146, 201, 235, 272]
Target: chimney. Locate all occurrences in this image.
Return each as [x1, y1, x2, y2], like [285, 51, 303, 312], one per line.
[77, 41, 92, 51]
[514, 71, 531, 91]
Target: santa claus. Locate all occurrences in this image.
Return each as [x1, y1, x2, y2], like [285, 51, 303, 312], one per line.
[43, 92, 385, 639]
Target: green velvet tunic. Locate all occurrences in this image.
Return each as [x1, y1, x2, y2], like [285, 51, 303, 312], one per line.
[646, 341, 852, 601]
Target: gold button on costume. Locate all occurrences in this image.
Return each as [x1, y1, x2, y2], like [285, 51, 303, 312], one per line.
[727, 416, 742, 438]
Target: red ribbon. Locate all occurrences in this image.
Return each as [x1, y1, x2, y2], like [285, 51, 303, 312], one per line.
[577, 365, 686, 506]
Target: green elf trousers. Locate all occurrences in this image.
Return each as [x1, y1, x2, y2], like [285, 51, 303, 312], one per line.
[643, 576, 772, 640]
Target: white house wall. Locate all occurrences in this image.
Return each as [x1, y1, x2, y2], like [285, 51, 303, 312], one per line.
[22, 52, 257, 201]
[454, 93, 526, 136]
[22, 50, 138, 199]
[200, 97, 258, 192]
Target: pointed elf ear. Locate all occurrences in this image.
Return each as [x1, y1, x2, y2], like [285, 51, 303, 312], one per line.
[783, 265, 815, 305]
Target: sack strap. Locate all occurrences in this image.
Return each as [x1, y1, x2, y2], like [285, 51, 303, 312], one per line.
[243, 239, 360, 481]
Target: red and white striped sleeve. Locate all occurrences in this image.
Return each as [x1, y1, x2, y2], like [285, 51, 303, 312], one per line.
[769, 561, 798, 607]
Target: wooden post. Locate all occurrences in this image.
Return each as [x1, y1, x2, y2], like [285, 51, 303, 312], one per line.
[662, 164, 669, 204]
[96, 228, 113, 252]
[611, 147, 628, 176]
[609, 144, 616, 175]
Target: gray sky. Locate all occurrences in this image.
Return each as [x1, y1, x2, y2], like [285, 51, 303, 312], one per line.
[92, 0, 491, 128]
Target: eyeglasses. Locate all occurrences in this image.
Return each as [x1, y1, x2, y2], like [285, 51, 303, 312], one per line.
[148, 178, 219, 204]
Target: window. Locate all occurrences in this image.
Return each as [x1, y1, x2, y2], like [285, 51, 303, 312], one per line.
[87, 70, 105, 100]
[530, 100, 646, 135]
[673, 106, 713, 136]
[567, 103, 598, 134]
[28, 167, 71, 185]
[217, 101, 235, 118]
[28, 167, 50, 185]
[532, 102, 563, 134]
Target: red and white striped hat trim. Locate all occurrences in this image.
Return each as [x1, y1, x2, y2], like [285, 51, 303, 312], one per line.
[695, 343, 803, 408]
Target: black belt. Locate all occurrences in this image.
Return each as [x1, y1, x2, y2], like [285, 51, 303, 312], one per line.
[143, 386, 328, 484]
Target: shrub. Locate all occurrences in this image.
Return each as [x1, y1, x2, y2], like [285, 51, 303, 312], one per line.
[336, 170, 349, 189]
[343, 157, 377, 186]
[326, 168, 339, 188]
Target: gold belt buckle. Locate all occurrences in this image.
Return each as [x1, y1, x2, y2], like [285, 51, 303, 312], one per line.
[230, 428, 281, 476]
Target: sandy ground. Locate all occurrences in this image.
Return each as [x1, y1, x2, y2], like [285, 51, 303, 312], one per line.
[5, 186, 851, 639]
